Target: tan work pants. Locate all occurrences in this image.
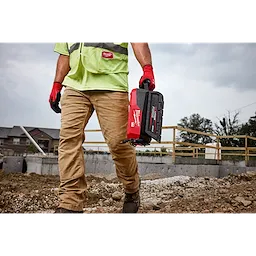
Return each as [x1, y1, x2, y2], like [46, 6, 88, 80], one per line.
[58, 87, 139, 211]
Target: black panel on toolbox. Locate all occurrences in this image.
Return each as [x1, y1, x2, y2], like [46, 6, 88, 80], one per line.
[145, 91, 164, 142]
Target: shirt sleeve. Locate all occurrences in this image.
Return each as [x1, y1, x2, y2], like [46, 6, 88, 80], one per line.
[54, 43, 70, 56]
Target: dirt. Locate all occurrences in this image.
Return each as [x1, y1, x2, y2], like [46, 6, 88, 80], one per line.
[1, 169, 256, 213]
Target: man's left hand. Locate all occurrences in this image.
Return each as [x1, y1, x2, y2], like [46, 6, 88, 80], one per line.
[139, 64, 155, 91]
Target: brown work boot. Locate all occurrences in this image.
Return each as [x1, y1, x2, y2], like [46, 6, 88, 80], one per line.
[122, 190, 140, 213]
[53, 208, 83, 216]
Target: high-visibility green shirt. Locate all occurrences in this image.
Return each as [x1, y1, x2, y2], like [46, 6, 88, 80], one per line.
[54, 40, 129, 92]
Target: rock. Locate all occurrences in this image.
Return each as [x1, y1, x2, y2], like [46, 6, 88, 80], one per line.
[202, 209, 210, 213]
[112, 191, 122, 201]
[234, 196, 252, 207]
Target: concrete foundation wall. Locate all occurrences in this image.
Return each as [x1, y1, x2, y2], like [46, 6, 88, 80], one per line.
[219, 166, 256, 178]
[41, 157, 59, 175]
[26, 156, 59, 175]
[3, 154, 256, 178]
[2, 156, 24, 174]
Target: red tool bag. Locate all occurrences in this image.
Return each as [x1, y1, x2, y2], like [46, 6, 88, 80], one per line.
[124, 80, 164, 146]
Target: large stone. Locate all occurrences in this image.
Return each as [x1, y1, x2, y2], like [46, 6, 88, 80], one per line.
[112, 191, 122, 201]
[234, 196, 252, 207]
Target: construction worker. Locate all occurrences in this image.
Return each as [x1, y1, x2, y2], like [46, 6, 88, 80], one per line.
[49, 43, 155, 213]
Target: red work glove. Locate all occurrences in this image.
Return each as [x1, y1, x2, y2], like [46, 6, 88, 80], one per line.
[139, 64, 155, 91]
[49, 82, 63, 113]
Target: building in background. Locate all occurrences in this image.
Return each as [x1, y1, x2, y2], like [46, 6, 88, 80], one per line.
[0, 126, 60, 155]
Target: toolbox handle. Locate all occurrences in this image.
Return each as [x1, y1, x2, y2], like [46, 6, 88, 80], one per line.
[141, 79, 150, 90]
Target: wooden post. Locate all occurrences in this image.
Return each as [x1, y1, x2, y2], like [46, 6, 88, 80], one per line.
[217, 136, 220, 162]
[192, 148, 195, 158]
[172, 127, 176, 164]
[245, 136, 248, 166]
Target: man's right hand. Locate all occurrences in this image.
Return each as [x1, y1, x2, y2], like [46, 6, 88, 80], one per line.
[49, 82, 63, 113]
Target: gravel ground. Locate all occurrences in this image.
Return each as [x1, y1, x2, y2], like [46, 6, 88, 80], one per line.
[1, 169, 256, 213]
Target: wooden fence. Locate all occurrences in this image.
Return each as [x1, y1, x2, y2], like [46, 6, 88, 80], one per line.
[78, 126, 256, 165]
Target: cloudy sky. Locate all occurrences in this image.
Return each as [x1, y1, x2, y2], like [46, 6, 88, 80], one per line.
[1, 43, 256, 142]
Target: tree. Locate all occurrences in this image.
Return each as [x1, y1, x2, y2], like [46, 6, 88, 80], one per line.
[239, 112, 256, 146]
[27, 144, 37, 153]
[160, 146, 167, 153]
[214, 111, 241, 147]
[178, 113, 214, 144]
[160, 146, 168, 156]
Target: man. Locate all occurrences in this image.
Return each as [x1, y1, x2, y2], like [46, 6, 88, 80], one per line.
[49, 43, 155, 213]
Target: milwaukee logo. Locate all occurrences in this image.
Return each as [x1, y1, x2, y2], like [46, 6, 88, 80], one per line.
[102, 51, 113, 59]
[133, 110, 141, 127]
